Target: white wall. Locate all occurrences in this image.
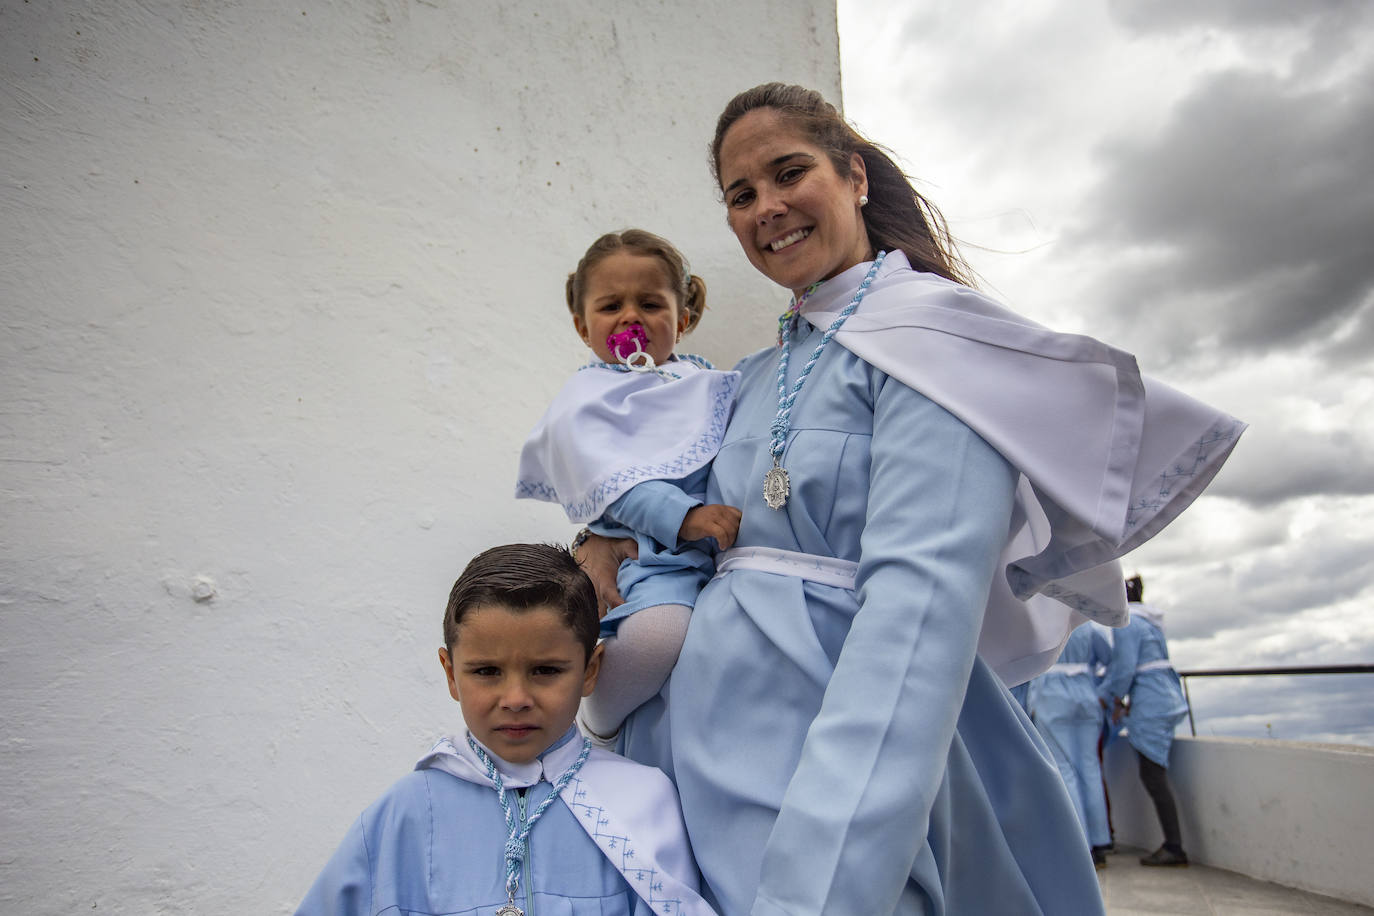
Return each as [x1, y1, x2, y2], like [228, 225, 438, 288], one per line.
[1106, 735, 1374, 907]
[0, 2, 839, 911]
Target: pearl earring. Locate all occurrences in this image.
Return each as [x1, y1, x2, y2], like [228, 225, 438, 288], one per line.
[859, 195, 869, 207]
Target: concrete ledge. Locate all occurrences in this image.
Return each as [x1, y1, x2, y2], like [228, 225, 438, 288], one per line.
[1105, 735, 1374, 906]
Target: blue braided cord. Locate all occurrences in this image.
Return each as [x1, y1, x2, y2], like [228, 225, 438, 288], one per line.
[769, 252, 887, 462]
[467, 735, 593, 904]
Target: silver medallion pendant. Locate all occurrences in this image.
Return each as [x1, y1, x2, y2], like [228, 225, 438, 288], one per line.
[763, 463, 790, 510]
[495, 904, 523, 916]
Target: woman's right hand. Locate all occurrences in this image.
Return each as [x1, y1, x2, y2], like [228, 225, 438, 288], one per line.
[574, 532, 638, 617]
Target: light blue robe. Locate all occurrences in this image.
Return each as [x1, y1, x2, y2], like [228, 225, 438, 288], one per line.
[592, 467, 714, 636]
[663, 326, 1104, 915]
[1098, 607, 1189, 767]
[296, 729, 710, 916]
[1030, 624, 1114, 847]
[516, 361, 736, 641]
[1008, 681, 1032, 712]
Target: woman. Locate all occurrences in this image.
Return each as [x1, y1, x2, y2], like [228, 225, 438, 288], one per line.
[578, 83, 1242, 915]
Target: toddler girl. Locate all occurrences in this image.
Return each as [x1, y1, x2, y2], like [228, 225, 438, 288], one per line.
[515, 230, 740, 758]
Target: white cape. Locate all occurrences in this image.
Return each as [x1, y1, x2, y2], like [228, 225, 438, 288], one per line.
[419, 731, 716, 916]
[803, 252, 1244, 686]
[515, 360, 740, 523]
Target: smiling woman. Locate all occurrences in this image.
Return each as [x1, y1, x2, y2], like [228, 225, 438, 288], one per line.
[716, 109, 873, 295]
[575, 82, 1244, 916]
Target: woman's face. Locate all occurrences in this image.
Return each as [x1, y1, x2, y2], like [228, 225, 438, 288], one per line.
[717, 108, 871, 297]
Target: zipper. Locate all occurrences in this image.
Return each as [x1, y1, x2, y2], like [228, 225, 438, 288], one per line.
[518, 788, 533, 916]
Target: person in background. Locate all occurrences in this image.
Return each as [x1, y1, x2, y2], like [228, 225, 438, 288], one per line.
[1099, 574, 1192, 867]
[1029, 623, 1115, 867]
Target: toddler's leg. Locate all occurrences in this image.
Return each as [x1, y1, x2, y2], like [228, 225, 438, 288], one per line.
[579, 603, 690, 742]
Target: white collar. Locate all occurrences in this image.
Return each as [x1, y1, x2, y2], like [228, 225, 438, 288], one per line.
[416, 726, 585, 789]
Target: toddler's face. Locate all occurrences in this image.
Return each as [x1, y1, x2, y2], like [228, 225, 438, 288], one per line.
[573, 252, 688, 366]
[439, 603, 601, 764]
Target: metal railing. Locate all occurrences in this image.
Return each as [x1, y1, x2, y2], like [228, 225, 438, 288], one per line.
[1177, 664, 1374, 737]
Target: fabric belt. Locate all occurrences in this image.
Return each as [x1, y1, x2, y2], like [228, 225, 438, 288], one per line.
[1047, 662, 1091, 676]
[1136, 659, 1175, 673]
[714, 547, 858, 590]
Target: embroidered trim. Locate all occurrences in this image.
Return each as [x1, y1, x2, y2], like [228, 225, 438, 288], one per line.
[565, 775, 690, 914]
[577, 353, 715, 381]
[1124, 418, 1243, 535]
[514, 372, 735, 520]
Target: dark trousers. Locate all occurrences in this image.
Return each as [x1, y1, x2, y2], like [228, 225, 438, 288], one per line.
[1138, 751, 1183, 850]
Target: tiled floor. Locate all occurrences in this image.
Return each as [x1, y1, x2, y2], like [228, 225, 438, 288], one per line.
[1099, 847, 1373, 915]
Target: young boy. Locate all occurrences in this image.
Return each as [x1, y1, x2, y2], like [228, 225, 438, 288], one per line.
[295, 543, 715, 916]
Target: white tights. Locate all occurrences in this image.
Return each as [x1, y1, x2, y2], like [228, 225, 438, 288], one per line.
[579, 603, 691, 742]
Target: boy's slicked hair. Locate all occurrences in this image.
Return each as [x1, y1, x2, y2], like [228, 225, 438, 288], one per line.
[444, 543, 599, 660]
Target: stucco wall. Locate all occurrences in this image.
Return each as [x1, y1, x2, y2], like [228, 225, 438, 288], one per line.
[1106, 735, 1374, 906]
[0, 2, 839, 911]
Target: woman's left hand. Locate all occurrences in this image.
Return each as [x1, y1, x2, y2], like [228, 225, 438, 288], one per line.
[574, 531, 638, 617]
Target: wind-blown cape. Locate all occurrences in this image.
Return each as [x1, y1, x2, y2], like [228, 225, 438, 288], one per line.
[515, 359, 740, 523]
[803, 252, 1244, 685]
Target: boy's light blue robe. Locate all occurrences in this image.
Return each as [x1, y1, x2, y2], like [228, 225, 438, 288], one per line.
[1099, 607, 1189, 767]
[1030, 624, 1114, 847]
[296, 728, 715, 916]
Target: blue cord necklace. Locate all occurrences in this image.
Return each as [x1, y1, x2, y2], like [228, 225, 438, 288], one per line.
[764, 251, 887, 510]
[467, 734, 592, 916]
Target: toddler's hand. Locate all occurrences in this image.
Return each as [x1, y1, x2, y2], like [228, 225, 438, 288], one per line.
[679, 504, 742, 550]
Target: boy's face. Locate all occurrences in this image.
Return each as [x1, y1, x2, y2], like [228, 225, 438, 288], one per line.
[439, 603, 602, 765]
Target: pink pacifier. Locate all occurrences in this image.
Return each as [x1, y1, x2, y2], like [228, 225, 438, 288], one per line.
[607, 324, 656, 371]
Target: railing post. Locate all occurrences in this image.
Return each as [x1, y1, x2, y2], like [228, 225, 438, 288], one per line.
[1183, 675, 1196, 736]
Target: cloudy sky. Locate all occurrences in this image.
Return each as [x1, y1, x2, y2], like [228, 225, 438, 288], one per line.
[837, 0, 1373, 744]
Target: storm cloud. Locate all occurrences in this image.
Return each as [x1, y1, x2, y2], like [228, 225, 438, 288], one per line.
[840, 0, 1374, 745]
[1069, 64, 1374, 364]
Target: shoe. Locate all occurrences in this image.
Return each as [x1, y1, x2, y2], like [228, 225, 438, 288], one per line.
[1140, 845, 1189, 867]
[1092, 847, 1108, 869]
